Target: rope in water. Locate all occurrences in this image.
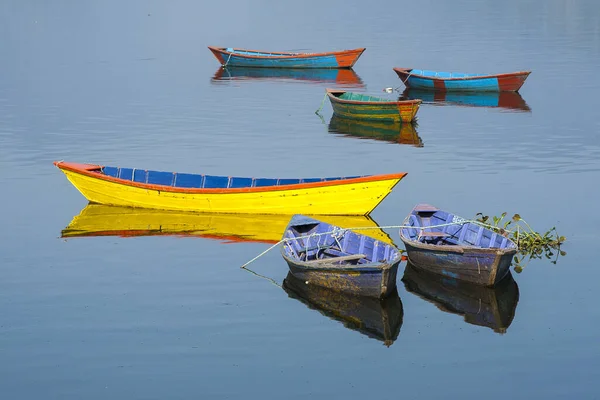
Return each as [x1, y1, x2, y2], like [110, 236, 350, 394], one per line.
[240, 218, 506, 269]
[315, 92, 328, 115]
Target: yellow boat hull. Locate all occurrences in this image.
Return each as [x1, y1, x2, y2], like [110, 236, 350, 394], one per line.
[62, 204, 396, 245]
[59, 166, 405, 215]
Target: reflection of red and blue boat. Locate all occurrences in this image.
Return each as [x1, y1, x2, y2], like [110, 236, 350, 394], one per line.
[394, 67, 530, 92]
[399, 204, 517, 287]
[209, 46, 365, 68]
[211, 67, 364, 87]
[401, 88, 530, 112]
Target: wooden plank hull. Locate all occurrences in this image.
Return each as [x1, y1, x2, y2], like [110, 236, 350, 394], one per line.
[401, 89, 531, 112]
[283, 272, 403, 346]
[284, 260, 399, 298]
[212, 67, 364, 86]
[402, 240, 514, 287]
[55, 162, 406, 215]
[61, 204, 395, 245]
[208, 46, 365, 68]
[328, 115, 423, 146]
[402, 264, 519, 333]
[394, 67, 530, 92]
[326, 89, 421, 123]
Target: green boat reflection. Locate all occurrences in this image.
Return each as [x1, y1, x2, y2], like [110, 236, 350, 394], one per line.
[328, 114, 423, 147]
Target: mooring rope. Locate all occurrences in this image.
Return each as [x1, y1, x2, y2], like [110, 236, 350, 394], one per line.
[223, 52, 233, 68]
[240, 218, 506, 269]
[315, 92, 328, 115]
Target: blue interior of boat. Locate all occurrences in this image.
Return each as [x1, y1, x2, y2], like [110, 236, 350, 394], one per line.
[401, 206, 516, 249]
[411, 70, 485, 78]
[99, 166, 361, 189]
[226, 48, 300, 57]
[284, 217, 399, 265]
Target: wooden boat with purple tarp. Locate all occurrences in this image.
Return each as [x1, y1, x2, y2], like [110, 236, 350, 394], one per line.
[281, 215, 403, 298]
[399, 204, 518, 287]
[208, 46, 365, 69]
[393, 67, 531, 92]
[54, 161, 407, 215]
[326, 89, 421, 123]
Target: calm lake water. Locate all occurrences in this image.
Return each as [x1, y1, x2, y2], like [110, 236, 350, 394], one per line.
[1, 1, 600, 399]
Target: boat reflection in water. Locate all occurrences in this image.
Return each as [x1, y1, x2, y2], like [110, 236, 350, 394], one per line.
[401, 263, 519, 334]
[401, 88, 531, 112]
[283, 271, 403, 346]
[61, 204, 395, 245]
[212, 67, 364, 87]
[328, 114, 423, 147]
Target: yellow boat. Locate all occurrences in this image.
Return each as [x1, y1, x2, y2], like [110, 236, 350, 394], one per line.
[61, 204, 396, 245]
[54, 161, 407, 215]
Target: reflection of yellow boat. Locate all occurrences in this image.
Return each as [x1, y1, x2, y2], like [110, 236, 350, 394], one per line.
[283, 272, 403, 346]
[61, 204, 396, 245]
[328, 115, 423, 147]
[401, 264, 519, 334]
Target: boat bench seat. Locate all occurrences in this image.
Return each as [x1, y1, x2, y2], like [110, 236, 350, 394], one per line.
[418, 231, 450, 238]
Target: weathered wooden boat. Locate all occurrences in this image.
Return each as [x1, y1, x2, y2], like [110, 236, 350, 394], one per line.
[281, 214, 403, 298]
[328, 114, 423, 147]
[212, 67, 364, 86]
[54, 161, 407, 215]
[399, 204, 518, 287]
[208, 46, 365, 68]
[61, 204, 395, 245]
[402, 263, 519, 334]
[283, 272, 403, 346]
[400, 88, 531, 112]
[326, 89, 421, 123]
[393, 67, 531, 92]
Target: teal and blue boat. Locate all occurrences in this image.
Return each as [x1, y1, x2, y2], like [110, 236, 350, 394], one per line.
[209, 46, 365, 68]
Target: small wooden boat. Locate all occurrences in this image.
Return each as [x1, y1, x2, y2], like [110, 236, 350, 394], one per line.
[402, 263, 519, 334]
[399, 204, 518, 287]
[400, 88, 531, 112]
[54, 161, 407, 215]
[212, 67, 364, 86]
[208, 46, 365, 69]
[393, 67, 531, 92]
[326, 89, 421, 123]
[283, 272, 403, 346]
[328, 114, 423, 147]
[61, 204, 395, 245]
[281, 215, 403, 298]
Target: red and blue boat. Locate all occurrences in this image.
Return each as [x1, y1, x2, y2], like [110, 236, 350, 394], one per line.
[393, 67, 531, 92]
[208, 46, 365, 69]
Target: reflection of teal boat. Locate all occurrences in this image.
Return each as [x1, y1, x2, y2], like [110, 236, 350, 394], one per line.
[283, 272, 403, 346]
[401, 88, 530, 112]
[212, 67, 364, 87]
[328, 114, 423, 147]
[402, 264, 519, 334]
